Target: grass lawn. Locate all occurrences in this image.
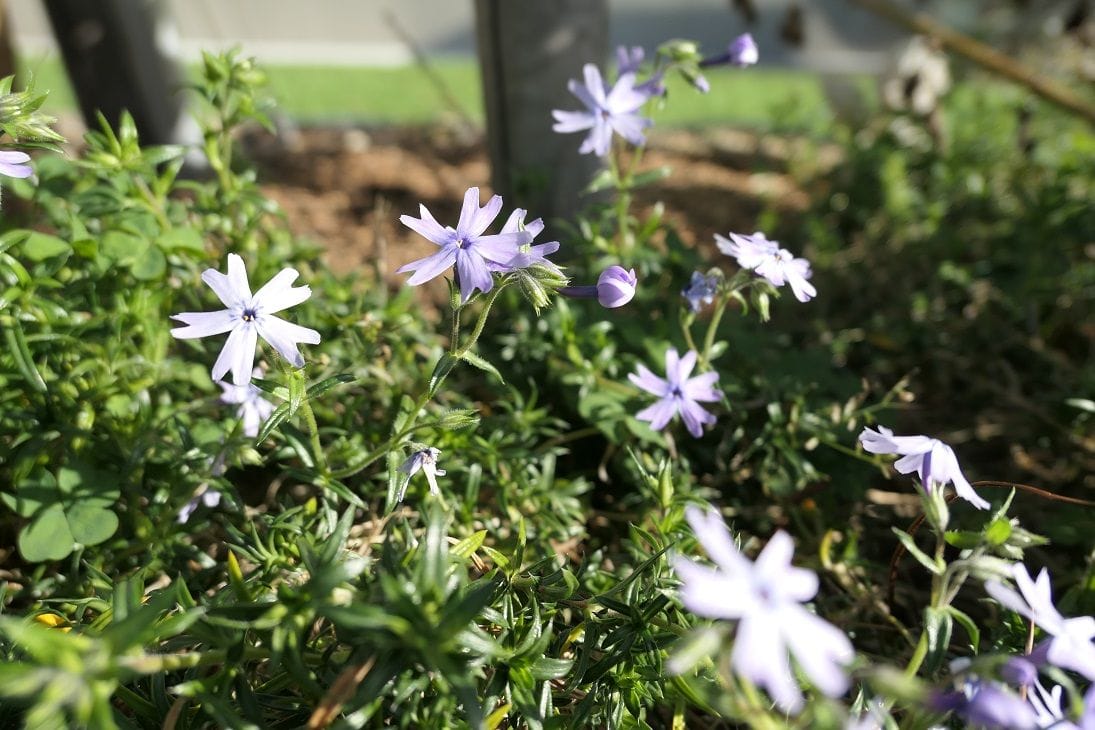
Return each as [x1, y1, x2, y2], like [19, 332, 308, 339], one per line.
[16, 55, 848, 132]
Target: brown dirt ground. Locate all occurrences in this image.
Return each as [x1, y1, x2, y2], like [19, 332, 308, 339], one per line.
[242, 124, 835, 281]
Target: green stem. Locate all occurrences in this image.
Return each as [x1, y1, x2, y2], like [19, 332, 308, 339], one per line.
[698, 296, 729, 370]
[449, 300, 462, 356]
[905, 530, 949, 678]
[454, 283, 508, 359]
[299, 398, 329, 476]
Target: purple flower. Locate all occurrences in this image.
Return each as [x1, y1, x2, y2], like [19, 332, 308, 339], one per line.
[559, 265, 638, 308]
[596, 265, 637, 308]
[858, 425, 989, 509]
[552, 64, 653, 156]
[629, 348, 722, 438]
[985, 564, 1095, 680]
[398, 187, 533, 303]
[616, 46, 645, 75]
[397, 447, 446, 501]
[0, 150, 32, 178]
[673, 505, 854, 713]
[700, 33, 759, 68]
[177, 489, 222, 524]
[218, 368, 275, 437]
[682, 271, 720, 312]
[494, 208, 561, 274]
[171, 254, 321, 386]
[715, 231, 816, 302]
[931, 679, 1038, 729]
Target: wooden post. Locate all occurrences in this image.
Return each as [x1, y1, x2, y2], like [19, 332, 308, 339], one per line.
[41, 0, 193, 144]
[474, 0, 608, 228]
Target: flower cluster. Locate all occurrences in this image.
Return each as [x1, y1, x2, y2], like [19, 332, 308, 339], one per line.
[716, 231, 816, 302]
[398, 187, 540, 303]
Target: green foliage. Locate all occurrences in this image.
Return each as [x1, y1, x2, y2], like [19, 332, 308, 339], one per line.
[0, 47, 1092, 729]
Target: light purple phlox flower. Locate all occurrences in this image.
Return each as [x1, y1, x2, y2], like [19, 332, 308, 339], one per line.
[0, 150, 32, 178]
[552, 64, 653, 156]
[858, 424, 989, 509]
[682, 271, 720, 312]
[171, 254, 321, 386]
[629, 348, 721, 438]
[986, 564, 1095, 681]
[596, 265, 637, 308]
[700, 33, 759, 68]
[715, 230, 816, 303]
[673, 505, 854, 713]
[398, 447, 446, 501]
[219, 368, 275, 437]
[493, 208, 561, 274]
[558, 265, 637, 308]
[397, 187, 533, 303]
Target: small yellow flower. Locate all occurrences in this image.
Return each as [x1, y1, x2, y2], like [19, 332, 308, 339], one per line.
[33, 612, 71, 632]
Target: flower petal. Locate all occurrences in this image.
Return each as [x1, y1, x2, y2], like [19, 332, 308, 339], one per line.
[683, 504, 752, 575]
[400, 205, 454, 246]
[678, 398, 715, 438]
[672, 557, 743, 619]
[733, 613, 802, 713]
[257, 315, 320, 367]
[628, 363, 669, 396]
[212, 324, 258, 385]
[552, 109, 596, 133]
[455, 249, 493, 302]
[253, 268, 312, 314]
[202, 253, 252, 308]
[635, 398, 678, 431]
[171, 310, 236, 339]
[398, 247, 457, 285]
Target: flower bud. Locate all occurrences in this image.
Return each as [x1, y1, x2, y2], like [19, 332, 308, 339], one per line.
[597, 266, 638, 308]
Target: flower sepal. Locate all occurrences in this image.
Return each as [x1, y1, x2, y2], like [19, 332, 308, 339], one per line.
[923, 480, 951, 533]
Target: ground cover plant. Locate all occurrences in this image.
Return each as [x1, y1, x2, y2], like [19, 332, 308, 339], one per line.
[0, 32, 1093, 730]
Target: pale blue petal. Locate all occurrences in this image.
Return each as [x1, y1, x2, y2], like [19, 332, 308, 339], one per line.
[253, 268, 311, 314]
[257, 315, 320, 367]
[456, 250, 493, 302]
[580, 64, 607, 107]
[212, 324, 258, 385]
[636, 398, 678, 431]
[400, 205, 454, 246]
[678, 398, 715, 437]
[171, 310, 236, 338]
[552, 109, 596, 133]
[398, 247, 456, 285]
[628, 364, 669, 396]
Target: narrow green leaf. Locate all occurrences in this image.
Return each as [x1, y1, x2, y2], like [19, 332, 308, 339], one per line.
[461, 350, 505, 385]
[923, 606, 953, 675]
[3, 317, 47, 392]
[946, 606, 981, 652]
[452, 530, 487, 559]
[255, 402, 291, 445]
[891, 528, 943, 575]
[305, 373, 355, 399]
